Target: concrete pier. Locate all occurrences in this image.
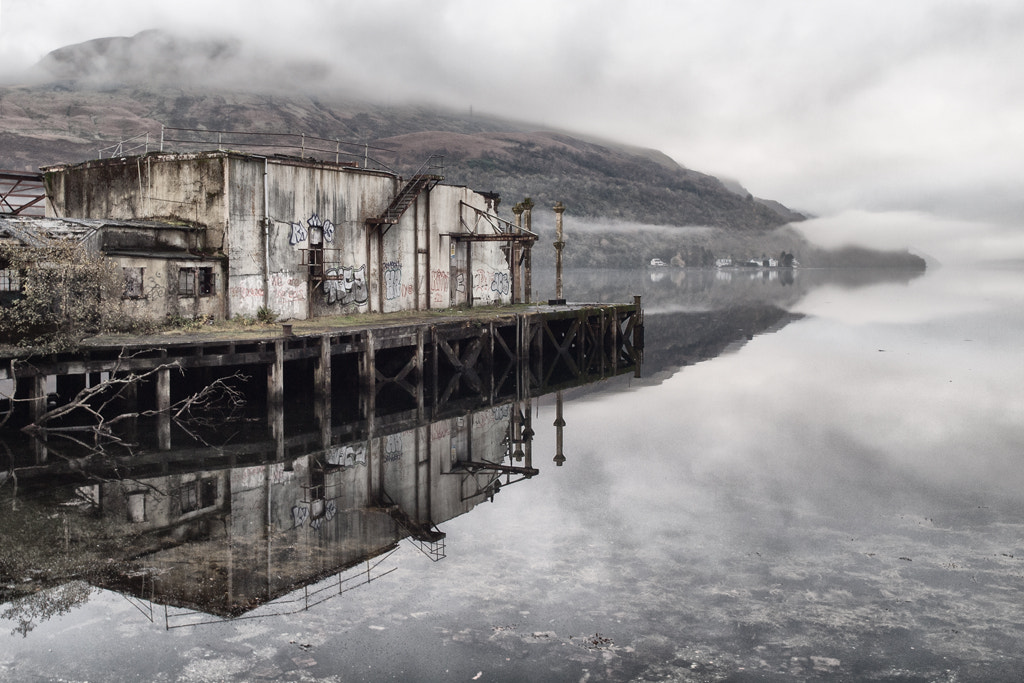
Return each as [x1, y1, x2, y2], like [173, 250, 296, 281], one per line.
[1, 303, 643, 439]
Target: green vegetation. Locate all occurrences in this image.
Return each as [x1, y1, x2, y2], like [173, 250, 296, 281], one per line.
[0, 242, 151, 352]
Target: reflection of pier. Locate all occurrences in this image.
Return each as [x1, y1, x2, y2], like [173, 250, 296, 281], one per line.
[0, 304, 641, 627]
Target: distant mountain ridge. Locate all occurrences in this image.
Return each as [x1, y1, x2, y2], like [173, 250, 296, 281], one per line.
[1, 30, 802, 233]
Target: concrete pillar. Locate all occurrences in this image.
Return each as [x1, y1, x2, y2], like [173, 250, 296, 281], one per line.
[156, 367, 171, 413]
[315, 335, 332, 448]
[524, 245, 533, 304]
[17, 374, 47, 424]
[553, 391, 566, 466]
[267, 340, 284, 404]
[553, 202, 566, 304]
[511, 204, 524, 304]
[267, 341, 285, 456]
[361, 330, 375, 419]
[315, 334, 331, 396]
[416, 329, 425, 419]
[157, 367, 172, 451]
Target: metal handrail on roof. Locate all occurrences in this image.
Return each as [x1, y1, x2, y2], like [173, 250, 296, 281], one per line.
[158, 125, 401, 173]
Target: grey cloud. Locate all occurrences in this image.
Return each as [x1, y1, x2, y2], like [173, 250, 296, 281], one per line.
[3, 0, 1024, 232]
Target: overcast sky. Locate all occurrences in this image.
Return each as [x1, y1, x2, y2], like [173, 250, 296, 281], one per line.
[2, 0, 1023, 259]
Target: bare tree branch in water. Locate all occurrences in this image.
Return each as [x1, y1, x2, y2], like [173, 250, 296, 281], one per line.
[20, 352, 184, 441]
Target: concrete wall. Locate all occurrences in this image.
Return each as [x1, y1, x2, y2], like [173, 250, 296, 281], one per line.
[44, 151, 514, 321]
[261, 160, 394, 319]
[430, 185, 513, 308]
[112, 254, 226, 320]
[45, 153, 228, 251]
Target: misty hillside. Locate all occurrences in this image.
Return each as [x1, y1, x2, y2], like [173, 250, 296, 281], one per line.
[1, 30, 800, 233]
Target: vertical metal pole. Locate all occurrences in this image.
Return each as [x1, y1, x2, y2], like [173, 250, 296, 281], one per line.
[553, 202, 566, 302]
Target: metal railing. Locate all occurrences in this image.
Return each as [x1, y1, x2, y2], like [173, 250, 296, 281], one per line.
[157, 126, 400, 172]
[98, 132, 151, 159]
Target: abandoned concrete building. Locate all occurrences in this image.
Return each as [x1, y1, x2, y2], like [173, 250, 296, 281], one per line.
[1, 150, 536, 322]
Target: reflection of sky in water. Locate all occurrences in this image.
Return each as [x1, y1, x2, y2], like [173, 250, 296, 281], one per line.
[443, 265, 1024, 678]
[3, 266, 1024, 681]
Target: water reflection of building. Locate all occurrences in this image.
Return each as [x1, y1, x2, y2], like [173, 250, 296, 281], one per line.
[1, 306, 640, 626]
[78, 398, 538, 621]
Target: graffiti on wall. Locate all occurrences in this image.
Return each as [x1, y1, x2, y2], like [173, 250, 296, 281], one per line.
[323, 265, 368, 306]
[229, 285, 266, 303]
[289, 221, 308, 246]
[490, 271, 510, 295]
[270, 272, 306, 304]
[306, 213, 336, 243]
[290, 213, 337, 247]
[429, 269, 449, 304]
[384, 261, 402, 301]
[324, 266, 365, 305]
[468, 269, 511, 298]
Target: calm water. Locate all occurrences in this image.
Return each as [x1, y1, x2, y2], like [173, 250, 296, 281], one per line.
[3, 264, 1024, 682]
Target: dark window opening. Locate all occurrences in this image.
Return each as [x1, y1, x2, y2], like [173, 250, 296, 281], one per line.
[0, 257, 19, 293]
[198, 267, 215, 296]
[179, 477, 218, 514]
[308, 247, 323, 278]
[178, 267, 196, 296]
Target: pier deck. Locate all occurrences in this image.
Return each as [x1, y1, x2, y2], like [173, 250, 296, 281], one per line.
[1, 301, 643, 431]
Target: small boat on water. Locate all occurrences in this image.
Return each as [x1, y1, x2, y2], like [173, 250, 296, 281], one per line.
[649, 258, 668, 267]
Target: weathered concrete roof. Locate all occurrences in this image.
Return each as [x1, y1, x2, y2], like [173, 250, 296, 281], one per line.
[0, 216, 198, 247]
[0, 216, 98, 246]
[104, 249, 224, 261]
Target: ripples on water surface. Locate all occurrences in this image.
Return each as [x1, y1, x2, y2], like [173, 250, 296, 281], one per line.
[3, 265, 1024, 682]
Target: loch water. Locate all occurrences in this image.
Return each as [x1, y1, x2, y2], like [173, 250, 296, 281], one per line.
[3, 264, 1024, 682]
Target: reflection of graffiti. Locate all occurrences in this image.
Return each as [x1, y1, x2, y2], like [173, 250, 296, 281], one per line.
[237, 463, 287, 490]
[289, 222, 308, 245]
[490, 271, 510, 295]
[431, 422, 451, 441]
[384, 261, 402, 301]
[293, 500, 338, 531]
[325, 444, 367, 468]
[323, 265, 368, 306]
[384, 433, 403, 462]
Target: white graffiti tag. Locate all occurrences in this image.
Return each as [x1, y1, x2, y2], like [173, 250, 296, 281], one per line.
[490, 271, 511, 295]
[384, 261, 402, 301]
[289, 222, 308, 245]
[323, 265, 368, 306]
[306, 213, 336, 243]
